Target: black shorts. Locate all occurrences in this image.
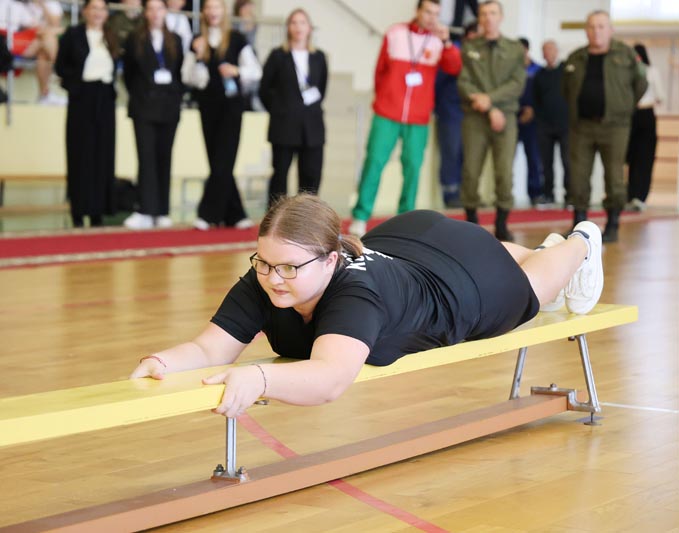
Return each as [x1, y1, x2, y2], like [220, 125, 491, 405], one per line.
[363, 210, 539, 341]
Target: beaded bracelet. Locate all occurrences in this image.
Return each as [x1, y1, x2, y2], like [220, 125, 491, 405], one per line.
[139, 355, 167, 368]
[253, 364, 267, 396]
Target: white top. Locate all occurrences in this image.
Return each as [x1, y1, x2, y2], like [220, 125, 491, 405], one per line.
[165, 12, 192, 53]
[207, 26, 221, 49]
[291, 49, 309, 88]
[150, 28, 163, 53]
[83, 29, 114, 83]
[637, 65, 665, 109]
[0, 0, 37, 32]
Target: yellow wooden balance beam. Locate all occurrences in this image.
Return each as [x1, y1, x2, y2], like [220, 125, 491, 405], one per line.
[0, 304, 637, 448]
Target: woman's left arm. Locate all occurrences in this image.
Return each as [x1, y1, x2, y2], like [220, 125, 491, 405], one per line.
[317, 51, 328, 100]
[203, 333, 370, 418]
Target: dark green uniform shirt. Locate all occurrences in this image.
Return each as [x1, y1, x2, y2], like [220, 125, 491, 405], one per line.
[457, 35, 526, 114]
[562, 39, 647, 127]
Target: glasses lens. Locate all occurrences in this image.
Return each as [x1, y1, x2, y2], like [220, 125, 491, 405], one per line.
[275, 265, 298, 279]
[251, 258, 270, 275]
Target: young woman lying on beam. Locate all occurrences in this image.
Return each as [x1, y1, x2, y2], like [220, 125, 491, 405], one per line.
[130, 194, 604, 418]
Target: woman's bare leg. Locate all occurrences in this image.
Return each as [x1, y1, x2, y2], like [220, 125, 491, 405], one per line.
[503, 240, 587, 305]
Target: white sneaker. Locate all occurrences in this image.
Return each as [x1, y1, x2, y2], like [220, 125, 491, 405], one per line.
[537, 232, 566, 312]
[565, 221, 604, 315]
[234, 218, 255, 230]
[38, 92, 68, 106]
[124, 212, 154, 230]
[348, 219, 367, 238]
[155, 216, 173, 228]
[193, 217, 211, 231]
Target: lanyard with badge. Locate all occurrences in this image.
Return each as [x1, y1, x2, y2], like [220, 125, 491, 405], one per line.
[153, 44, 172, 85]
[294, 55, 322, 106]
[406, 31, 430, 87]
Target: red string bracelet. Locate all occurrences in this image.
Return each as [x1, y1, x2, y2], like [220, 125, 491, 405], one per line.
[139, 355, 167, 368]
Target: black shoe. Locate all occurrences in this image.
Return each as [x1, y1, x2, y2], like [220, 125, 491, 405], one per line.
[495, 208, 514, 242]
[602, 208, 621, 243]
[465, 208, 478, 224]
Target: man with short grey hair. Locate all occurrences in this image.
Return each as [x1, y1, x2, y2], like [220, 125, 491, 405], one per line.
[562, 10, 647, 242]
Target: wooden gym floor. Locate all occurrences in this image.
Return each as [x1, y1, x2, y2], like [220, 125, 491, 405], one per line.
[0, 217, 677, 532]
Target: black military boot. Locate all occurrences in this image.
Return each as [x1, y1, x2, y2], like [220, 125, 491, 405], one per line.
[465, 208, 478, 224]
[495, 208, 514, 241]
[602, 209, 621, 243]
[568, 209, 588, 234]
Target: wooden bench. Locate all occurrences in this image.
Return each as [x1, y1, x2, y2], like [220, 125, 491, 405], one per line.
[0, 303, 638, 532]
[0, 174, 66, 211]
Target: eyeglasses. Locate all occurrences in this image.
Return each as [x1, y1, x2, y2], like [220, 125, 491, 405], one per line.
[249, 253, 325, 279]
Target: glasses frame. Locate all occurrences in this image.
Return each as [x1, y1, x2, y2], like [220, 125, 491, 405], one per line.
[249, 253, 325, 279]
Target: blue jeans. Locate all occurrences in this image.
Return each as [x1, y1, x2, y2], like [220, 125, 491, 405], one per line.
[436, 110, 463, 203]
[518, 120, 543, 200]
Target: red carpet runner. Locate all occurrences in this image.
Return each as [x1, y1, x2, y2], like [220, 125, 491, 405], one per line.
[0, 209, 631, 268]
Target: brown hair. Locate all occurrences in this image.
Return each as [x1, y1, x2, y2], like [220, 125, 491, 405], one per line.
[417, 0, 440, 8]
[86, 0, 120, 58]
[283, 8, 315, 52]
[259, 195, 363, 269]
[199, 0, 231, 62]
[233, 0, 253, 17]
[135, 0, 178, 62]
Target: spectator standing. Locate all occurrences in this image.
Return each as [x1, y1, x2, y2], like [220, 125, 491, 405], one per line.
[259, 8, 327, 206]
[107, 0, 142, 53]
[55, 0, 118, 228]
[232, 0, 261, 110]
[122, 0, 184, 229]
[434, 20, 478, 208]
[457, 0, 525, 241]
[626, 43, 664, 212]
[349, 0, 462, 237]
[165, 0, 192, 53]
[533, 39, 570, 206]
[517, 37, 544, 206]
[1, 0, 65, 104]
[182, 0, 261, 230]
[562, 10, 647, 242]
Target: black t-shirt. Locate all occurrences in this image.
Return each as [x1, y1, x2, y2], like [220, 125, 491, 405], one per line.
[578, 53, 606, 119]
[211, 246, 469, 366]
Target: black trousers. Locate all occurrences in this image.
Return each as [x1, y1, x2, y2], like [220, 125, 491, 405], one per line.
[65, 81, 116, 222]
[133, 119, 178, 216]
[268, 144, 324, 207]
[198, 100, 247, 225]
[626, 107, 657, 202]
[537, 121, 570, 201]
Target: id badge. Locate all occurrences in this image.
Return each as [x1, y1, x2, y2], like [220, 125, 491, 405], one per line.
[302, 86, 322, 106]
[154, 68, 172, 85]
[405, 71, 423, 87]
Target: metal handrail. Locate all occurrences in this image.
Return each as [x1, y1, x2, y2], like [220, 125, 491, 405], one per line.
[331, 0, 382, 37]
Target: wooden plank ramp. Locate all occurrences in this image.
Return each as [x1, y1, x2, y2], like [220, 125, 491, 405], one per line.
[0, 304, 638, 448]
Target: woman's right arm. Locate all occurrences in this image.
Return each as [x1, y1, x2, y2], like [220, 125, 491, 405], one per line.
[257, 49, 277, 111]
[129, 323, 248, 379]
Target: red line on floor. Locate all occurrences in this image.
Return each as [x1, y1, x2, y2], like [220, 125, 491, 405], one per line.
[237, 413, 449, 533]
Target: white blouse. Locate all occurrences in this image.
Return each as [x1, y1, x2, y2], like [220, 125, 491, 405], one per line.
[637, 65, 665, 109]
[83, 29, 114, 83]
[291, 49, 309, 88]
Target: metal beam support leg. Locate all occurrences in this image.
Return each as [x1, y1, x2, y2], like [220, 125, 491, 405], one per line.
[509, 347, 528, 399]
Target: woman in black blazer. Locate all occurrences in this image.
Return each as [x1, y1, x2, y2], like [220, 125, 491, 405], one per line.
[122, 0, 184, 229]
[259, 8, 328, 206]
[55, 0, 118, 228]
[182, 0, 261, 230]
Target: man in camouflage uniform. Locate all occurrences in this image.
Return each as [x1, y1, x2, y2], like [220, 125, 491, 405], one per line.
[457, 0, 525, 241]
[562, 10, 647, 242]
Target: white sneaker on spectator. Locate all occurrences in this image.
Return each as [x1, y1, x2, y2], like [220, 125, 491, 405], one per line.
[155, 216, 173, 228]
[193, 217, 211, 231]
[124, 212, 154, 230]
[536, 232, 566, 312]
[234, 218, 255, 230]
[38, 92, 67, 106]
[565, 221, 604, 315]
[348, 219, 367, 237]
